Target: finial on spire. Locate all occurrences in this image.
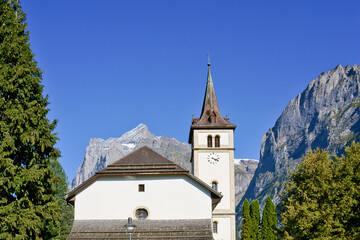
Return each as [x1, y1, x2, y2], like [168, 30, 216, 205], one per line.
[207, 52, 211, 66]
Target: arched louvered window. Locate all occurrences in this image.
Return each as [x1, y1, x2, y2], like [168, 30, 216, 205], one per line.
[211, 181, 218, 191]
[213, 221, 218, 233]
[207, 135, 212, 147]
[215, 135, 220, 147]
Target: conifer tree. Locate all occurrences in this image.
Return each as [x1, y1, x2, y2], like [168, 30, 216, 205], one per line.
[250, 200, 260, 240]
[241, 199, 253, 240]
[261, 196, 277, 240]
[50, 159, 74, 239]
[0, 0, 62, 238]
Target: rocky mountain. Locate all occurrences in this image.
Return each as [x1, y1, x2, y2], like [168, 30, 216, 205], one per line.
[71, 124, 191, 189]
[234, 159, 259, 204]
[71, 124, 259, 203]
[237, 64, 360, 215]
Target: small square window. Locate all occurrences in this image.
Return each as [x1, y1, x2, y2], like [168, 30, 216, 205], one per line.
[138, 184, 145, 192]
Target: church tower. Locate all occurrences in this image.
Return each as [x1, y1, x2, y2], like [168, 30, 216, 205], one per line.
[189, 63, 236, 240]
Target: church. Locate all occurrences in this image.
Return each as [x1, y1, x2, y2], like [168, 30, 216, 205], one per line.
[66, 63, 237, 240]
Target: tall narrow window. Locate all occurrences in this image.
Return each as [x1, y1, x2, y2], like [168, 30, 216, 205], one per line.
[207, 135, 212, 147]
[215, 135, 220, 147]
[213, 221, 218, 233]
[211, 181, 218, 191]
[138, 184, 145, 192]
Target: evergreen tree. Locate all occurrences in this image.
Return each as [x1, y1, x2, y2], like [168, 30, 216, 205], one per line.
[280, 144, 360, 239]
[250, 200, 260, 240]
[50, 159, 74, 240]
[241, 199, 253, 240]
[0, 0, 61, 238]
[261, 196, 277, 240]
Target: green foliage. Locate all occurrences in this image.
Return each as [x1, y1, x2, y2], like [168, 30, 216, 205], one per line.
[262, 196, 277, 240]
[339, 142, 360, 237]
[241, 199, 253, 240]
[0, 1, 64, 238]
[280, 143, 360, 239]
[250, 200, 260, 240]
[50, 159, 74, 240]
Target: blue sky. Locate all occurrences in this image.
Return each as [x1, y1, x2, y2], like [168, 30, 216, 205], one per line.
[21, 0, 360, 182]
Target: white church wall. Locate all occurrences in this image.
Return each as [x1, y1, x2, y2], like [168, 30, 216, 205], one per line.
[213, 217, 231, 240]
[75, 175, 212, 220]
[197, 152, 230, 209]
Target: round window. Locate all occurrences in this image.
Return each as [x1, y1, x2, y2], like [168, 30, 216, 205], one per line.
[135, 208, 148, 220]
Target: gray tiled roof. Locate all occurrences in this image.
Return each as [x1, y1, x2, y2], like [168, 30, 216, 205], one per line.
[68, 219, 214, 239]
[99, 146, 188, 174]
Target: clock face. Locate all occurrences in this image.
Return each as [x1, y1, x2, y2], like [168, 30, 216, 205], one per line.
[207, 152, 220, 164]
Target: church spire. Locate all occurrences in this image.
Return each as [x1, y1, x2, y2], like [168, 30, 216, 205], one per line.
[197, 62, 228, 125]
[189, 62, 236, 144]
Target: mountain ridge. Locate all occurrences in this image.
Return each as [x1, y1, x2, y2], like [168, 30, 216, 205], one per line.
[237, 64, 360, 215]
[71, 124, 191, 189]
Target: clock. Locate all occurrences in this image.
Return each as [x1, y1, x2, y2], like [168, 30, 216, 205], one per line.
[207, 152, 220, 164]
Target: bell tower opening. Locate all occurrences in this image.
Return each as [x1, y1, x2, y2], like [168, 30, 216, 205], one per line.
[215, 135, 220, 147]
[207, 135, 213, 147]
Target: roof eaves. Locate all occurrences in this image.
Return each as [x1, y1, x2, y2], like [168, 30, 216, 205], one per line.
[184, 173, 222, 210]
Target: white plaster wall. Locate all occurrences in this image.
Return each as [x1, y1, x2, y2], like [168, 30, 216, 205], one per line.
[198, 132, 229, 146]
[75, 175, 212, 220]
[198, 152, 230, 209]
[213, 217, 231, 240]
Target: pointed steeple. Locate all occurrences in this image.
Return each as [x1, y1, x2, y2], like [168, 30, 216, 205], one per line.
[188, 62, 236, 144]
[197, 63, 228, 125]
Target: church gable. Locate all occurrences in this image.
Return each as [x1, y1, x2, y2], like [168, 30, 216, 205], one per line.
[67, 147, 222, 223]
[66, 146, 221, 204]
